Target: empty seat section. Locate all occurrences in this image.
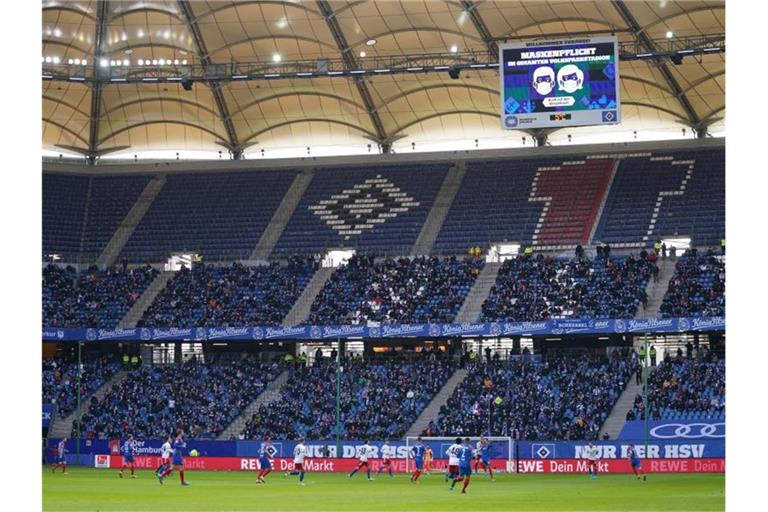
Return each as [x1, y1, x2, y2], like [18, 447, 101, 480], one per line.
[272, 164, 448, 257]
[119, 170, 298, 262]
[42, 174, 89, 260]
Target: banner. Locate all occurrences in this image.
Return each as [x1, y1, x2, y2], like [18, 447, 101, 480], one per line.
[618, 420, 725, 441]
[517, 440, 724, 460]
[512, 458, 724, 474]
[42, 316, 725, 342]
[42, 404, 52, 428]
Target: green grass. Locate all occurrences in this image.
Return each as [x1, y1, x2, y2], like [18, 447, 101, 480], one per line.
[43, 467, 724, 511]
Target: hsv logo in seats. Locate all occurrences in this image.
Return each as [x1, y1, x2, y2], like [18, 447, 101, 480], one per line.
[308, 175, 419, 240]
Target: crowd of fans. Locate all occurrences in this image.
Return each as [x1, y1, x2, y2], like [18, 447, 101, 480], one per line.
[241, 352, 456, 440]
[43, 264, 158, 327]
[424, 353, 634, 441]
[42, 355, 122, 418]
[481, 253, 656, 322]
[308, 255, 483, 325]
[659, 249, 725, 318]
[139, 258, 317, 327]
[630, 353, 725, 421]
[73, 356, 282, 439]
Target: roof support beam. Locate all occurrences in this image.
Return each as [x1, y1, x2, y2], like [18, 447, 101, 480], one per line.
[611, 0, 704, 132]
[177, 0, 244, 159]
[315, 0, 389, 151]
[86, 0, 109, 164]
[460, 1, 498, 56]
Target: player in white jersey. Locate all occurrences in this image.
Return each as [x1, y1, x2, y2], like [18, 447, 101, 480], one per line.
[349, 440, 373, 480]
[586, 442, 600, 479]
[445, 437, 463, 481]
[155, 436, 174, 484]
[376, 441, 395, 478]
[286, 438, 307, 485]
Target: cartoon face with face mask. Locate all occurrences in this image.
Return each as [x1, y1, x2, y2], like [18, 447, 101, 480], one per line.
[532, 66, 555, 96]
[557, 64, 585, 94]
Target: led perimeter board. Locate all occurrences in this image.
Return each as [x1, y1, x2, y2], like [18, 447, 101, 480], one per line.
[500, 36, 620, 130]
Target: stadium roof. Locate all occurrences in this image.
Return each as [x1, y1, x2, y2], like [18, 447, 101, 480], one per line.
[42, 0, 725, 159]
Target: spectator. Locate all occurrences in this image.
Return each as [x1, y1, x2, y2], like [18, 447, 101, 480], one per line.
[659, 249, 724, 318]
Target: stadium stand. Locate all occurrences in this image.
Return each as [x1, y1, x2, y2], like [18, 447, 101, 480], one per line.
[43, 264, 158, 327]
[630, 355, 725, 421]
[42, 355, 122, 418]
[480, 253, 655, 321]
[119, 170, 298, 263]
[272, 164, 448, 257]
[659, 249, 725, 317]
[241, 352, 455, 440]
[593, 149, 725, 247]
[138, 258, 317, 327]
[307, 255, 484, 325]
[42, 174, 90, 260]
[423, 353, 634, 440]
[73, 356, 282, 439]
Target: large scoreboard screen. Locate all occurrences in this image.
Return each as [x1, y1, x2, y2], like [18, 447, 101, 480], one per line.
[500, 36, 620, 130]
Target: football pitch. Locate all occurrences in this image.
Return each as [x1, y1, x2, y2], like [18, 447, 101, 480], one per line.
[43, 468, 724, 511]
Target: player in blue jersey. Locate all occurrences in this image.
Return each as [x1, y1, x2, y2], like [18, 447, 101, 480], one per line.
[627, 444, 647, 481]
[257, 437, 277, 484]
[449, 438, 473, 493]
[474, 436, 495, 480]
[51, 437, 68, 474]
[119, 433, 137, 478]
[172, 429, 190, 486]
[410, 437, 427, 483]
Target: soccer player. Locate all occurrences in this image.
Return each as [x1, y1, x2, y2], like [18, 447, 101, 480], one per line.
[257, 437, 277, 484]
[51, 437, 68, 474]
[627, 443, 647, 481]
[155, 435, 174, 484]
[586, 442, 599, 479]
[119, 434, 137, 479]
[349, 440, 373, 480]
[376, 441, 394, 478]
[410, 437, 426, 483]
[445, 437, 462, 482]
[424, 446, 433, 475]
[286, 438, 307, 485]
[449, 438, 473, 494]
[172, 429, 191, 486]
[475, 436, 495, 480]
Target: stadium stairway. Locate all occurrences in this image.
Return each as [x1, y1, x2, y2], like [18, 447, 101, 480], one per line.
[639, 258, 678, 318]
[96, 174, 167, 266]
[598, 377, 643, 440]
[49, 370, 130, 439]
[410, 161, 466, 256]
[282, 266, 335, 326]
[404, 368, 468, 438]
[249, 168, 314, 262]
[217, 370, 290, 440]
[454, 261, 503, 322]
[118, 269, 175, 328]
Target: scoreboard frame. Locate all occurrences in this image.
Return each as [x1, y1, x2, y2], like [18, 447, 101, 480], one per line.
[499, 36, 621, 130]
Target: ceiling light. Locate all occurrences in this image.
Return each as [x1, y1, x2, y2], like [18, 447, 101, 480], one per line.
[100, 58, 109, 67]
[173, 59, 179, 65]
[137, 29, 144, 37]
[138, 59, 144, 65]
[450, 44, 458, 53]
[81, 59, 87, 66]
[74, 58, 81, 65]
[115, 60, 121, 66]
[110, 60, 116, 66]
[164, 30, 171, 40]
[123, 59, 130, 66]
[67, 58, 74, 65]
[359, 51, 366, 58]
[45, 56, 52, 63]
[276, 17, 288, 29]
[159, 58, 165, 65]
[272, 53, 282, 62]
[52, 56, 60, 64]
[121, 33, 127, 41]
[124, 49, 133, 55]
[666, 30, 674, 38]
[365, 38, 377, 46]
[152, 59, 158, 65]
[53, 28, 62, 37]
[181, 59, 188, 65]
